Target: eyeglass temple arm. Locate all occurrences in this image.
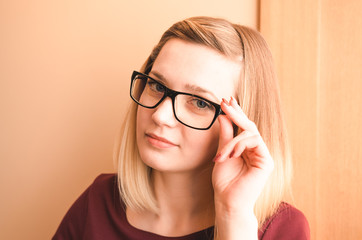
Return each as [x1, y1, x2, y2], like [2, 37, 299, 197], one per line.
[219, 109, 226, 115]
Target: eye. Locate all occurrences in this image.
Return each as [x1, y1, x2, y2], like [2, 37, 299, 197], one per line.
[190, 98, 212, 110]
[181, 95, 216, 116]
[195, 99, 208, 108]
[147, 80, 165, 93]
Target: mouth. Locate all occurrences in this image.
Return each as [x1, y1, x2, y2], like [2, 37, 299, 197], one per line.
[145, 133, 178, 148]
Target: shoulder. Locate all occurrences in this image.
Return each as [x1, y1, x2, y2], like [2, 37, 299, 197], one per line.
[89, 173, 117, 193]
[258, 202, 310, 240]
[84, 173, 121, 211]
[52, 173, 119, 240]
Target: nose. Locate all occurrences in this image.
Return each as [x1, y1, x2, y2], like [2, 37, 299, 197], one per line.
[151, 97, 178, 128]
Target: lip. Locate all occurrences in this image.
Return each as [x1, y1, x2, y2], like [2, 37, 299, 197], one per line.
[145, 133, 178, 148]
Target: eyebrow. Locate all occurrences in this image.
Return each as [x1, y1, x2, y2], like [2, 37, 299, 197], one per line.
[149, 70, 220, 103]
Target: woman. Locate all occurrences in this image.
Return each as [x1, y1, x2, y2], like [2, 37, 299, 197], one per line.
[53, 16, 310, 239]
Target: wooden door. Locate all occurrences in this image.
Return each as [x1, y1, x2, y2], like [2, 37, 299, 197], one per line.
[260, 0, 362, 239]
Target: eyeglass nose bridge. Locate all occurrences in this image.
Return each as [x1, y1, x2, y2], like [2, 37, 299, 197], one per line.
[153, 87, 179, 108]
[150, 87, 184, 127]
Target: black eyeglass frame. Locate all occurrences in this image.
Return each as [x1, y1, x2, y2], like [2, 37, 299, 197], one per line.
[130, 71, 225, 130]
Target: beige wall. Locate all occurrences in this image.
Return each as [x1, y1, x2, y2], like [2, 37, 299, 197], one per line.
[260, 0, 362, 239]
[0, 1, 257, 239]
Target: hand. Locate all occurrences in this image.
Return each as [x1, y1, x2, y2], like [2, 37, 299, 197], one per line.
[212, 97, 274, 215]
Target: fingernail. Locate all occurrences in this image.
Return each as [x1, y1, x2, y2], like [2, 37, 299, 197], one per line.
[231, 96, 236, 103]
[213, 153, 221, 162]
[222, 98, 229, 106]
[229, 150, 235, 158]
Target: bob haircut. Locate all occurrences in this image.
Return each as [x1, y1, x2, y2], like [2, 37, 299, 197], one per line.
[115, 16, 292, 227]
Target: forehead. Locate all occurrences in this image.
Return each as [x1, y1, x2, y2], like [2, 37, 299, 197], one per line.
[150, 39, 241, 102]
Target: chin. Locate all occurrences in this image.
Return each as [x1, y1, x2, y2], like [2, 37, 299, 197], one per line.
[140, 152, 213, 174]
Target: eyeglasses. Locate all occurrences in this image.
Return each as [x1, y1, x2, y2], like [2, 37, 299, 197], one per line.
[130, 71, 225, 130]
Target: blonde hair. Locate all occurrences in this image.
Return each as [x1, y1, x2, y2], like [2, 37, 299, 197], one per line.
[116, 16, 292, 227]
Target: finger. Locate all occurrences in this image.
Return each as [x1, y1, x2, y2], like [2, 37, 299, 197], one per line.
[233, 135, 274, 172]
[231, 134, 260, 159]
[217, 114, 234, 151]
[221, 97, 258, 132]
[214, 130, 252, 162]
[229, 96, 247, 117]
[219, 134, 273, 172]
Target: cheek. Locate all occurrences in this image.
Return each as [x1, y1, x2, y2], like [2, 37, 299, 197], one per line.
[136, 107, 150, 128]
[136, 107, 149, 142]
[183, 126, 220, 163]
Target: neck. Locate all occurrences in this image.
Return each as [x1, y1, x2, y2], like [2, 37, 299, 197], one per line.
[127, 165, 215, 237]
[153, 167, 214, 218]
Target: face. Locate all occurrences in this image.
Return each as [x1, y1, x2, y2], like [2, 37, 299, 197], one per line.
[136, 39, 241, 174]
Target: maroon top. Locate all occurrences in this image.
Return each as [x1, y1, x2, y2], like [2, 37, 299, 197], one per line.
[53, 174, 310, 240]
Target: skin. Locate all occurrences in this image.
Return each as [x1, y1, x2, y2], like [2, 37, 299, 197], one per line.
[128, 39, 274, 239]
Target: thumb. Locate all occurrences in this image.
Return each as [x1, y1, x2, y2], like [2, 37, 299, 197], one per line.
[217, 115, 234, 152]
